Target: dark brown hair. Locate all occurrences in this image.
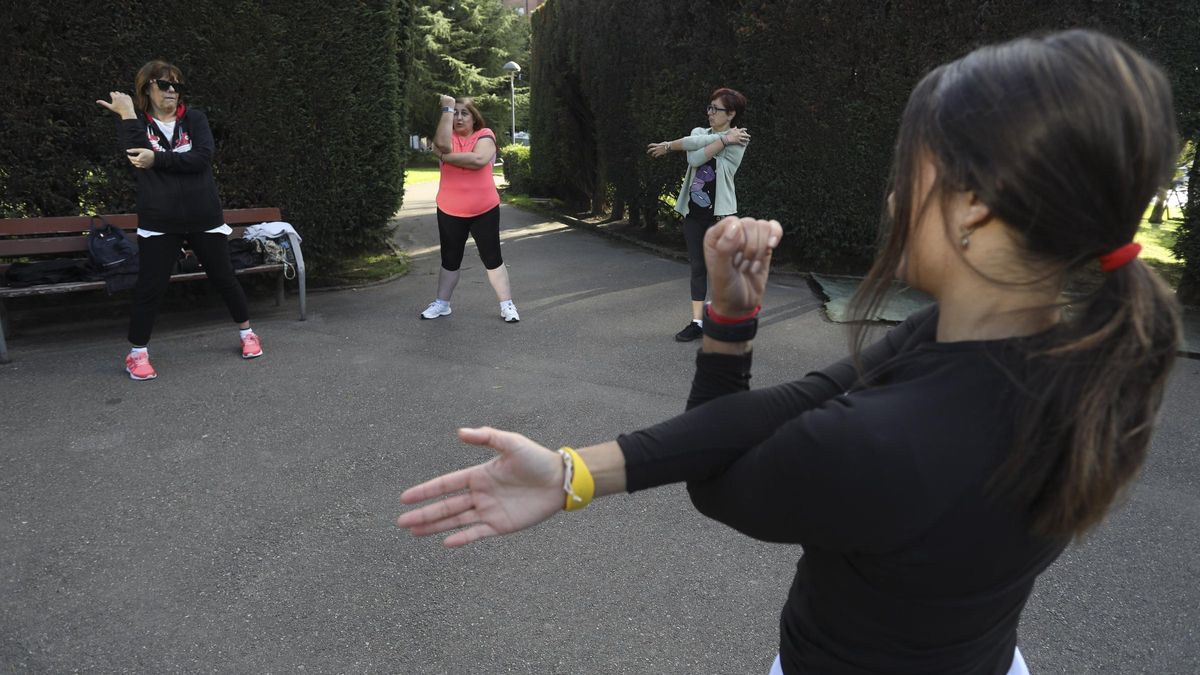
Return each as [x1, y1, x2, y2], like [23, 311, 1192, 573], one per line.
[133, 60, 183, 114]
[851, 30, 1181, 539]
[456, 97, 486, 133]
[710, 87, 746, 125]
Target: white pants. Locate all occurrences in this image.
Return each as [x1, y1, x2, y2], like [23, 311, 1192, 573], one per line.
[767, 646, 1029, 674]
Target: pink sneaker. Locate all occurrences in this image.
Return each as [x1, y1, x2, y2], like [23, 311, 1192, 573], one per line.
[241, 331, 263, 359]
[124, 351, 157, 381]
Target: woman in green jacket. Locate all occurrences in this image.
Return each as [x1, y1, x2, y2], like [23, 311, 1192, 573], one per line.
[648, 87, 750, 341]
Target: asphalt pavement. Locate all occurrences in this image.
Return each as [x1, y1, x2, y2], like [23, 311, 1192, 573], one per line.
[1, 180, 1197, 673]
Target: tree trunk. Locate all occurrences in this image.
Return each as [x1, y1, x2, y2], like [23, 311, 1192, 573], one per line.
[642, 201, 658, 233]
[1148, 188, 1168, 225]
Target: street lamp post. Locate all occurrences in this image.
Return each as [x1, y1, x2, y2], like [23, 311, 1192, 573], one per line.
[502, 61, 521, 143]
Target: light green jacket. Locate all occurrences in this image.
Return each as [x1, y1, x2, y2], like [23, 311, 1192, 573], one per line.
[674, 127, 747, 218]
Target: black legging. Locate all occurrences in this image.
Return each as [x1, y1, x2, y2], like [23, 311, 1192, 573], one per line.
[437, 206, 503, 271]
[683, 214, 720, 302]
[128, 231, 249, 346]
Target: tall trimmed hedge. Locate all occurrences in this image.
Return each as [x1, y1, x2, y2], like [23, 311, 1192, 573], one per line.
[0, 1, 414, 269]
[530, 0, 1200, 276]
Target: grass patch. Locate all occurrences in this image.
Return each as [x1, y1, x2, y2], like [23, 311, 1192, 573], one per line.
[406, 165, 507, 186]
[1136, 212, 1184, 289]
[405, 167, 440, 185]
[499, 192, 557, 210]
[310, 249, 410, 288]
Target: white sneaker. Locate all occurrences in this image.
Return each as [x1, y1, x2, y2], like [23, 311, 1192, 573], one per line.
[500, 303, 520, 323]
[421, 300, 451, 320]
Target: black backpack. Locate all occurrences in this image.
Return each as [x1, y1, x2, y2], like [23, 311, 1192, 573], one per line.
[227, 238, 263, 270]
[86, 217, 139, 292]
[87, 218, 137, 273]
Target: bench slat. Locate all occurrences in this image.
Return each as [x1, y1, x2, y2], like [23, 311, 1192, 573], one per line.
[0, 229, 259, 258]
[0, 236, 89, 257]
[0, 214, 137, 234]
[0, 208, 282, 237]
[0, 263, 290, 297]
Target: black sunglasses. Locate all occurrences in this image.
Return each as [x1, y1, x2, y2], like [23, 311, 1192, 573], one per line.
[152, 79, 183, 93]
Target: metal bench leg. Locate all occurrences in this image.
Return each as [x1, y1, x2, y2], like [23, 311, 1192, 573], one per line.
[0, 299, 10, 364]
[275, 273, 285, 306]
[288, 232, 307, 321]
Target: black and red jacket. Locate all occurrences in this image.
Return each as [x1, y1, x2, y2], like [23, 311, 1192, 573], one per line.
[116, 104, 224, 233]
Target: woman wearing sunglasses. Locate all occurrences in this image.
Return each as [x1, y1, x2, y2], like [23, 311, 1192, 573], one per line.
[96, 60, 261, 381]
[400, 30, 1181, 674]
[421, 95, 520, 323]
[647, 87, 750, 342]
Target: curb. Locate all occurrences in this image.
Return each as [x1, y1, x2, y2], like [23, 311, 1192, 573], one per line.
[308, 270, 411, 294]
[501, 197, 812, 282]
[502, 198, 1200, 359]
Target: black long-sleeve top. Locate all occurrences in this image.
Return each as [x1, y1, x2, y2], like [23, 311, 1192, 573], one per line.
[116, 105, 224, 233]
[617, 306, 1067, 674]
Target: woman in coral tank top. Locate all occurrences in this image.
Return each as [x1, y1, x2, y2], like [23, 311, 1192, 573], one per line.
[420, 95, 520, 323]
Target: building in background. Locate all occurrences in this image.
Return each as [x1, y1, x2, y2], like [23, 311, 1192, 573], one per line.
[501, 0, 544, 16]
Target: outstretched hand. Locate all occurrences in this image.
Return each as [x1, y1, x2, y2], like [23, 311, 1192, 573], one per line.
[96, 91, 136, 119]
[397, 427, 565, 548]
[703, 217, 783, 317]
[646, 141, 670, 158]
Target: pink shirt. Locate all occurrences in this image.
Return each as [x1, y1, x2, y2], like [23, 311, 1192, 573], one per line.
[436, 128, 500, 217]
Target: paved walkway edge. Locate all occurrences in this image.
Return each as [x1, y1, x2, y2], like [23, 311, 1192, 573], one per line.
[501, 199, 1200, 359]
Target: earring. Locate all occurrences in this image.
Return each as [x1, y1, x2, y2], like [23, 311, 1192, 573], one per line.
[960, 233, 971, 250]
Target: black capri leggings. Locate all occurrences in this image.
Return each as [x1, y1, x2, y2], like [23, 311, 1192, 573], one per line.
[683, 214, 721, 302]
[128, 231, 249, 346]
[437, 205, 503, 271]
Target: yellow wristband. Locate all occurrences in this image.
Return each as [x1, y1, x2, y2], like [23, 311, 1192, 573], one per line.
[558, 447, 595, 511]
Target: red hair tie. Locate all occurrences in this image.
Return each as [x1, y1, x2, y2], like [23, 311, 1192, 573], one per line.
[1098, 242, 1141, 273]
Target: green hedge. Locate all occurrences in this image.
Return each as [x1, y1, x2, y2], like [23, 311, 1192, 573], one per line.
[531, 0, 1200, 275]
[499, 144, 533, 194]
[0, 1, 414, 271]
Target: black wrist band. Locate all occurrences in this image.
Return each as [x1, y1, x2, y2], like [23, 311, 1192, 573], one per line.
[702, 309, 758, 342]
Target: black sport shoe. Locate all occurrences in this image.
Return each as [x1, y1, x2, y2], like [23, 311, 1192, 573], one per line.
[674, 322, 703, 342]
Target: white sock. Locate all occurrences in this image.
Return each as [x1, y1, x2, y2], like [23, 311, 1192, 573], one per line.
[240, 328, 254, 338]
[436, 299, 450, 307]
[130, 346, 148, 355]
[500, 300, 515, 310]
[693, 319, 703, 327]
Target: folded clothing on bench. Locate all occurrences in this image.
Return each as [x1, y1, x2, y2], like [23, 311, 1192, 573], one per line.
[3, 259, 95, 288]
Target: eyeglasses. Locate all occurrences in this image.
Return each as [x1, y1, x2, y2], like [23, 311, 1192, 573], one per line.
[705, 105, 728, 114]
[152, 79, 183, 93]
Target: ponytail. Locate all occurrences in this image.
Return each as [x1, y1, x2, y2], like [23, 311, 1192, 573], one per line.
[995, 262, 1180, 538]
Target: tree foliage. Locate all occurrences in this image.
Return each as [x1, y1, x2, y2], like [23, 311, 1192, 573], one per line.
[405, 0, 529, 143]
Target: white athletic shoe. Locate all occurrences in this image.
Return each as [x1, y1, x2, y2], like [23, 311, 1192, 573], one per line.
[501, 303, 521, 323]
[421, 300, 451, 320]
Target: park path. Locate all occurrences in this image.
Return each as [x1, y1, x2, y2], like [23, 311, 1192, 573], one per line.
[0, 181, 1197, 673]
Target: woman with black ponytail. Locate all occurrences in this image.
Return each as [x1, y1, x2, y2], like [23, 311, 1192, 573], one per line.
[398, 30, 1181, 674]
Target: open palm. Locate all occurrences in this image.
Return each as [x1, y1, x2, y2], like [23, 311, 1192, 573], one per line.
[398, 427, 564, 548]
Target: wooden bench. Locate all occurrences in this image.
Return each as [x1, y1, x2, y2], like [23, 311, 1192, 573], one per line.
[0, 207, 306, 364]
